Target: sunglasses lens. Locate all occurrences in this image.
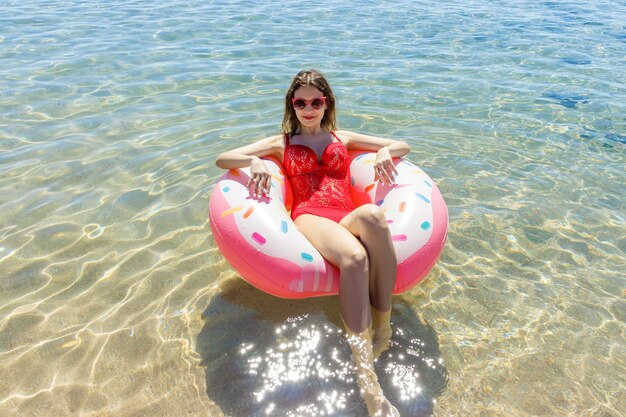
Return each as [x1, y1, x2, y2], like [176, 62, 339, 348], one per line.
[311, 98, 324, 109]
[292, 97, 325, 110]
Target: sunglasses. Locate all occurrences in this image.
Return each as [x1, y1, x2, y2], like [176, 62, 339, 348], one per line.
[291, 96, 327, 110]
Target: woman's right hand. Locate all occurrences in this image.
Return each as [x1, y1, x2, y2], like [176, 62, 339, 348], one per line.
[246, 157, 272, 198]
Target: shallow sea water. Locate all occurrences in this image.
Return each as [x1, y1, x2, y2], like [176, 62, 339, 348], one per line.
[1, 0, 625, 416]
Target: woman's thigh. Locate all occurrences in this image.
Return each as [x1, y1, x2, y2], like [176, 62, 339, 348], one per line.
[294, 214, 366, 268]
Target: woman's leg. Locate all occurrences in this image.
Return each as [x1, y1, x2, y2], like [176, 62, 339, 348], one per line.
[294, 214, 371, 332]
[340, 204, 397, 357]
[339, 204, 397, 311]
[295, 214, 399, 417]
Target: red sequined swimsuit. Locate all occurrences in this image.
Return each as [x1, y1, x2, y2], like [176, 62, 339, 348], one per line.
[283, 132, 355, 223]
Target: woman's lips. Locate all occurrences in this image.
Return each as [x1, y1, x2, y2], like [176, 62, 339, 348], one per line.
[303, 115, 316, 120]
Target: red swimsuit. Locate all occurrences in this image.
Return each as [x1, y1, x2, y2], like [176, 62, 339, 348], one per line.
[283, 132, 355, 223]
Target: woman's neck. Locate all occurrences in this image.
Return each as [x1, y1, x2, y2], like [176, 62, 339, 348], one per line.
[297, 125, 324, 136]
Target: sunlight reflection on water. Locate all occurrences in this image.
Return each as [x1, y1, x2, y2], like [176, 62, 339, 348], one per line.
[198, 280, 447, 417]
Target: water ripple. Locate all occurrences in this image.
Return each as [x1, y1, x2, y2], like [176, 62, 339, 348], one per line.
[1, 0, 625, 416]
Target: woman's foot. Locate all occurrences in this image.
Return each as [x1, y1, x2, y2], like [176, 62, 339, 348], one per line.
[357, 367, 400, 417]
[344, 323, 399, 417]
[372, 307, 392, 360]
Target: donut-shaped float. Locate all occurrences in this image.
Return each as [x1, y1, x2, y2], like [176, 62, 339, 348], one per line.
[209, 151, 448, 298]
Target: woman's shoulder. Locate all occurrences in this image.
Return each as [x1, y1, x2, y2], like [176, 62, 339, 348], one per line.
[241, 134, 287, 158]
[255, 134, 287, 148]
[333, 130, 358, 143]
[334, 129, 356, 138]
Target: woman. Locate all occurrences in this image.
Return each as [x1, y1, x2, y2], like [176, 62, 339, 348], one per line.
[215, 69, 409, 417]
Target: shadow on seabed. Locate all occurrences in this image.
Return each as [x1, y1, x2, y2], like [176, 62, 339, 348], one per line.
[197, 278, 448, 417]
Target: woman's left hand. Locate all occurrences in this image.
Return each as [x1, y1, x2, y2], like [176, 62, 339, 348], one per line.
[374, 146, 399, 185]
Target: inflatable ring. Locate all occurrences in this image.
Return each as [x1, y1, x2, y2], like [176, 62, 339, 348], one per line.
[209, 151, 448, 298]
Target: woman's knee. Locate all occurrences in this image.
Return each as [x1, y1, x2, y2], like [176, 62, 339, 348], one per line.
[339, 245, 369, 272]
[358, 204, 388, 230]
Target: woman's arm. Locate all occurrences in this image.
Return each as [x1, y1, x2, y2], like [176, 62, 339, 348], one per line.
[337, 130, 411, 185]
[336, 130, 411, 157]
[215, 135, 284, 169]
[215, 134, 284, 197]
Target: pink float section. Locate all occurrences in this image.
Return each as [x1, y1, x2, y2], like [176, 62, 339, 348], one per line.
[209, 151, 448, 298]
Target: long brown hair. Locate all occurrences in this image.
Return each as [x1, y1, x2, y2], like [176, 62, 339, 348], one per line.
[281, 69, 337, 136]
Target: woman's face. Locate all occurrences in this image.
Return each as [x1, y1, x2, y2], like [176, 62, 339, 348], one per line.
[293, 86, 327, 129]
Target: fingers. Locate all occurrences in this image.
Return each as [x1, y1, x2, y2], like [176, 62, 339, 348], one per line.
[246, 173, 271, 199]
[375, 160, 398, 185]
[261, 173, 271, 196]
[374, 146, 398, 185]
[246, 158, 272, 199]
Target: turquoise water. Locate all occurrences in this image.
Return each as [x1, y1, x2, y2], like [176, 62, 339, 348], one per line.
[1, 0, 625, 416]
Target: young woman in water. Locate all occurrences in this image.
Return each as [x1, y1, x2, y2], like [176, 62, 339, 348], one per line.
[215, 69, 410, 417]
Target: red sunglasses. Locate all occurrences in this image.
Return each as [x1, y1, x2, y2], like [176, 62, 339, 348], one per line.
[291, 96, 327, 110]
